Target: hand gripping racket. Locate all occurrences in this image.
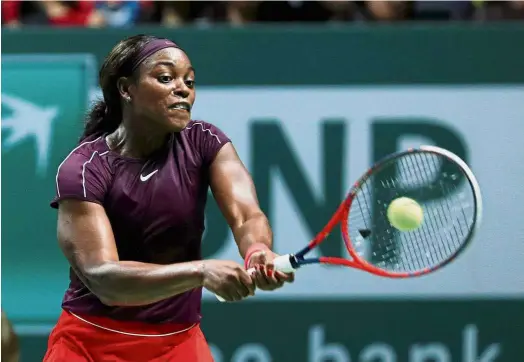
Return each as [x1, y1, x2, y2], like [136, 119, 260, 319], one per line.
[216, 145, 482, 302]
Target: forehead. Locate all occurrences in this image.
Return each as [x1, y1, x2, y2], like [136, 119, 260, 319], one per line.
[141, 48, 193, 72]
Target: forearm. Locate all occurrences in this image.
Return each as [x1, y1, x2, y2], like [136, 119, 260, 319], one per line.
[232, 212, 273, 259]
[83, 260, 205, 307]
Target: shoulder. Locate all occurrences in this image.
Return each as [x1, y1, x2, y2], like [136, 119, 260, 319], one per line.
[53, 136, 112, 208]
[181, 120, 231, 165]
[182, 120, 230, 145]
[57, 135, 110, 177]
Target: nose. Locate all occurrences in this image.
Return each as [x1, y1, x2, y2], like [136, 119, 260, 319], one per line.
[172, 79, 190, 99]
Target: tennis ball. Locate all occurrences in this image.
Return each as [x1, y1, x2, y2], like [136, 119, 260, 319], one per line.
[386, 197, 424, 232]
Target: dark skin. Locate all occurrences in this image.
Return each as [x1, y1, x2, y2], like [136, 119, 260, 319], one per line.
[57, 47, 293, 305]
[1, 310, 20, 362]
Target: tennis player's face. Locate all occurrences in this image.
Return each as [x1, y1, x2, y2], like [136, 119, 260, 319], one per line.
[132, 48, 196, 132]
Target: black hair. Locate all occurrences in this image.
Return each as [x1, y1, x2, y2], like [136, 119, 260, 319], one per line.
[82, 34, 158, 141]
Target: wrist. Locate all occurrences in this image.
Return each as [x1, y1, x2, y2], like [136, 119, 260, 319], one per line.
[193, 261, 207, 286]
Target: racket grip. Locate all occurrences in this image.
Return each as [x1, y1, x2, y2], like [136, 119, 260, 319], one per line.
[215, 254, 295, 302]
[272, 254, 296, 273]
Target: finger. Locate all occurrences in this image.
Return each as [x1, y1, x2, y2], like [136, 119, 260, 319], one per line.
[238, 269, 254, 289]
[238, 271, 256, 296]
[261, 265, 276, 284]
[221, 287, 238, 302]
[227, 274, 248, 301]
[254, 272, 270, 289]
[248, 250, 268, 267]
[254, 266, 271, 289]
[224, 275, 242, 301]
[259, 267, 283, 290]
[236, 281, 252, 299]
[270, 276, 285, 289]
[265, 265, 275, 278]
[217, 292, 233, 302]
[264, 265, 280, 281]
[229, 285, 247, 301]
[275, 271, 294, 283]
[263, 266, 284, 290]
[227, 283, 244, 302]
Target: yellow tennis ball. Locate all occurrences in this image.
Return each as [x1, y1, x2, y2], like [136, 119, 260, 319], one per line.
[387, 197, 424, 232]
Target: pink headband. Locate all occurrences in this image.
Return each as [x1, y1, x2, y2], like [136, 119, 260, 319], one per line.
[129, 38, 180, 73]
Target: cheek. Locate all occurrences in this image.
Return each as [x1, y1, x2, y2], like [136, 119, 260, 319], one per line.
[136, 96, 159, 115]
[135, 85, 168, 111]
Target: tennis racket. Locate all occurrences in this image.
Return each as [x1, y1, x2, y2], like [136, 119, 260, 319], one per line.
[216, 145, 482, 302]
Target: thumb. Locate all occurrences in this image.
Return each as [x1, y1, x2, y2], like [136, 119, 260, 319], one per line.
[248, 250, 268, 268]
[253, 250, 267, 263]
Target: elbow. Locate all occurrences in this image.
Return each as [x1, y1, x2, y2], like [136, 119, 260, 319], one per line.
[81, 263, 130, 307]
[98, 297, 127, 307]
[96, 285, 139, 307]
[97, 292, 138, 307]
[94, 287, 122, 307]
[88, 282, 132, 307]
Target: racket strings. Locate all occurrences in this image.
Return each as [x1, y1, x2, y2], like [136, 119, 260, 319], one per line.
[347, 151, 476, 274]
[425, 154, 471, 254]
[426, 154, 467, 255]
[412, 154, 450, 264]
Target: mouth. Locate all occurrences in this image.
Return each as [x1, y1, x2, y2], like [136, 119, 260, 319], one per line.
[168, 102, 191, 112]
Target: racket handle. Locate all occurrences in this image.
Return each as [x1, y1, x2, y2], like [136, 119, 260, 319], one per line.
[215, 254, 295, 302]
[272, 254, 296, 273]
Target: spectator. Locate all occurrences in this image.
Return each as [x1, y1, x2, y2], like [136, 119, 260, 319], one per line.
[257, 1, 357, 23]
[2, 1, 21, 27]
[139, 1, 190, 27]
[3, 0, 524, 27]
[412, 1, 473, 20]
[362, 1, 411, 21]
[225, 1, 259, 26]
[320, 1, 359, 22]
[96, 1, 141, 27]
[37, 1, 104, 27]
[474, 0, 524, 20]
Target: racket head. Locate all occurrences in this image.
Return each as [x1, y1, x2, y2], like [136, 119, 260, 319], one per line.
[336, 145, 482, 278]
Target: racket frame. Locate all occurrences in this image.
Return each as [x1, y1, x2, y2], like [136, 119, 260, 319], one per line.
[281, 145, 483, 278]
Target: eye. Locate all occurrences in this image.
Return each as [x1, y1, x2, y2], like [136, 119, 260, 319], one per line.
[158, 75, 173, 83]
[185, 79, 195, 88]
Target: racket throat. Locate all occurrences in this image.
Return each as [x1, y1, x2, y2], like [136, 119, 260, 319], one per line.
[288, 254, 300, 269]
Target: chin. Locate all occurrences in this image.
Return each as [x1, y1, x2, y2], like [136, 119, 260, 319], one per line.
[167, 116, 191, 132]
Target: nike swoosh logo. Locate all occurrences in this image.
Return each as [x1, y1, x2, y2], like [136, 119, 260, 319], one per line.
[140, 169, 158, 182]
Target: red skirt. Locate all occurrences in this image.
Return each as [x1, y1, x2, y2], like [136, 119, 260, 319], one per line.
[43, 310, 214, 362]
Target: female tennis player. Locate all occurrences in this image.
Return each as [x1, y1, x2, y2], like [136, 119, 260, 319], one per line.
[44, 34, 293, 362]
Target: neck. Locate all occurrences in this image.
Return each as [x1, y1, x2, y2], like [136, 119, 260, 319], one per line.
[107, 118, 169, 159]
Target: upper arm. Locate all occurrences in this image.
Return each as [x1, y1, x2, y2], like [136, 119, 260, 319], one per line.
[209, 143, 263, 229]
[189, 121, 264, 228]
[57, 200, 118, 280]
[53, 150, 117, 287]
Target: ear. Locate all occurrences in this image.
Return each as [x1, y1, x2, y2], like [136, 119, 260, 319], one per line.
[116, 77, 134, 102]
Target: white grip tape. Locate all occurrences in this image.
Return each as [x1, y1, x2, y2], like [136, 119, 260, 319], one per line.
[215, 254, 294, 302]
[272, 254, 295, 273]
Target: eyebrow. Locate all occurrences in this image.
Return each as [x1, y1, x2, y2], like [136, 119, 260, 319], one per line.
[153, 61, 195, 73]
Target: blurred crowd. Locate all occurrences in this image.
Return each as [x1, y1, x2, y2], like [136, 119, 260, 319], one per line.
[2, 1, 524, 28]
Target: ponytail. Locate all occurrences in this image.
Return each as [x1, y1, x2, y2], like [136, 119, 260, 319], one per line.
[81, 99, 120, 141]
